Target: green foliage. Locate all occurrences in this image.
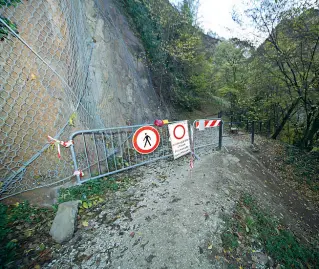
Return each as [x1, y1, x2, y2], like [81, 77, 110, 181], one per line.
[120, 0, 214, 110]
[0, 203, 10, 242]
[283, 145, 319, 189]
[221, 193, 319, 268]
[244, 194, 319, 267]
[0, 17, 19, 41]
[218, 86, 239, 97]
[1, 201, 52, 226]
[68, 112, 77, 127]
[0, 240, 16, 269]
[232, 2, 319, 149]
[0, 0, 21, 7]
[123, 0, 163, 62]
[0, 202, 53, 268]
[221, 215, 240, 250]
[172, 86, 200, 111]
[9, 201, 41, 223]
[121, 0, 318, 149]
[58, 177, 119, 204]
[0, 203, 23, 267]
[0, 1, 21, 41]
[211, 40, 250, 114]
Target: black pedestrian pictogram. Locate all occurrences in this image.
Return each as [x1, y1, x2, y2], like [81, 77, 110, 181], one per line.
[143, 133, 151, 148]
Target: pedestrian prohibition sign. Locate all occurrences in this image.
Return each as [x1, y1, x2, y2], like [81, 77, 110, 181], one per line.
[132, 126, 160, 154]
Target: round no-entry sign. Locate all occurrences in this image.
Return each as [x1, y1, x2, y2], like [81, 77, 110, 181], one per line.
[173, 124, 185, 140]
[132, 126, 160, 154]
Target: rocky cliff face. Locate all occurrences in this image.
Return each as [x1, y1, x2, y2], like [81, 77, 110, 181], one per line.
[84, 0, 170, 127]
[0, 0, 170, 198]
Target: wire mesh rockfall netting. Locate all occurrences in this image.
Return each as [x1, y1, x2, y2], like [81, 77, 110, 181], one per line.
[0, 0, 101, 199]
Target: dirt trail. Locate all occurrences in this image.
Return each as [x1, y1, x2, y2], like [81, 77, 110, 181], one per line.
[44, 138, 319, 269]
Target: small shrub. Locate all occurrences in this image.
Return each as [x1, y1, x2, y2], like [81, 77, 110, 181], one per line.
[221, 194, 319, 268]
[0, 203, 17, 268]
[58, 177, 119, 204]
[0, 1, 21, 41]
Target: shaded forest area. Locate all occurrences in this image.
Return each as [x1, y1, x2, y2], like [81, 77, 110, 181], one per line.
[119, 0, 319, 151]
[119, 0, 218, 110]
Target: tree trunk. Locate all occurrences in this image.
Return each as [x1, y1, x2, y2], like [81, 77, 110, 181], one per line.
[301, 113, 319, 149]
[271, 98, 300, 139]
[299, 112, 312, 148]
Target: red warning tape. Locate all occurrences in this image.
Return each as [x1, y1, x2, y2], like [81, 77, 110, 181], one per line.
[47, 135, 73, 158]
[73, 170, 84, 177]
[190, 157, 194, 169]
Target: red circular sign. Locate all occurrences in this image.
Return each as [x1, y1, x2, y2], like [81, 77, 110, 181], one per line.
[173, 124, 185, 140]
[132, 126, 160, 154]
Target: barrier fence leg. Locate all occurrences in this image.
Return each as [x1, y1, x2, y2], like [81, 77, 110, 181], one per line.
[251, 121, 255, 144]
[219, 121, 223, 150]
[70, 143, 81, 184]
[190, 123, 195, 157]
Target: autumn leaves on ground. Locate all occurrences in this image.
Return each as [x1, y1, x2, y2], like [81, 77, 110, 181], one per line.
[1, 134, 318, 269]
[1, 0, 319, 268]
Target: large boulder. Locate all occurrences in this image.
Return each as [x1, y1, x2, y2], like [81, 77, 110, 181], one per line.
[50, 201, 80, 243]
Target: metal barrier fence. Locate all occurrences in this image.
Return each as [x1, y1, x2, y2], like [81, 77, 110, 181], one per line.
[0, 0, 224, 199]
[223, 119, 272, 143]
[192, 118, 222, 155]
[0, 0, 163, 200]
[70, 120, 223, 184]
[70, 123, 173, 184]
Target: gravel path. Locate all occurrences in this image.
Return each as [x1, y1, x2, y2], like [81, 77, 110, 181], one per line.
[45, 134, 318, 269]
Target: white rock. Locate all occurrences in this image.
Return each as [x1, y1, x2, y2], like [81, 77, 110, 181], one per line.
[50, 201, 80, 243]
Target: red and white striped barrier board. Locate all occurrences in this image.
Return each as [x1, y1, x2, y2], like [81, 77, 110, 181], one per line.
[195, 120, 221, 129]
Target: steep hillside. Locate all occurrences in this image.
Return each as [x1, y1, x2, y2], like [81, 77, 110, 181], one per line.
[119, 0, 220, 111]
[0, 0, 171, 199]
[84, 0, 170, 126]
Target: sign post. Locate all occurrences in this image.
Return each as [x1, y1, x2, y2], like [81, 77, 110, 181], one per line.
[168, 120, 191, 159]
